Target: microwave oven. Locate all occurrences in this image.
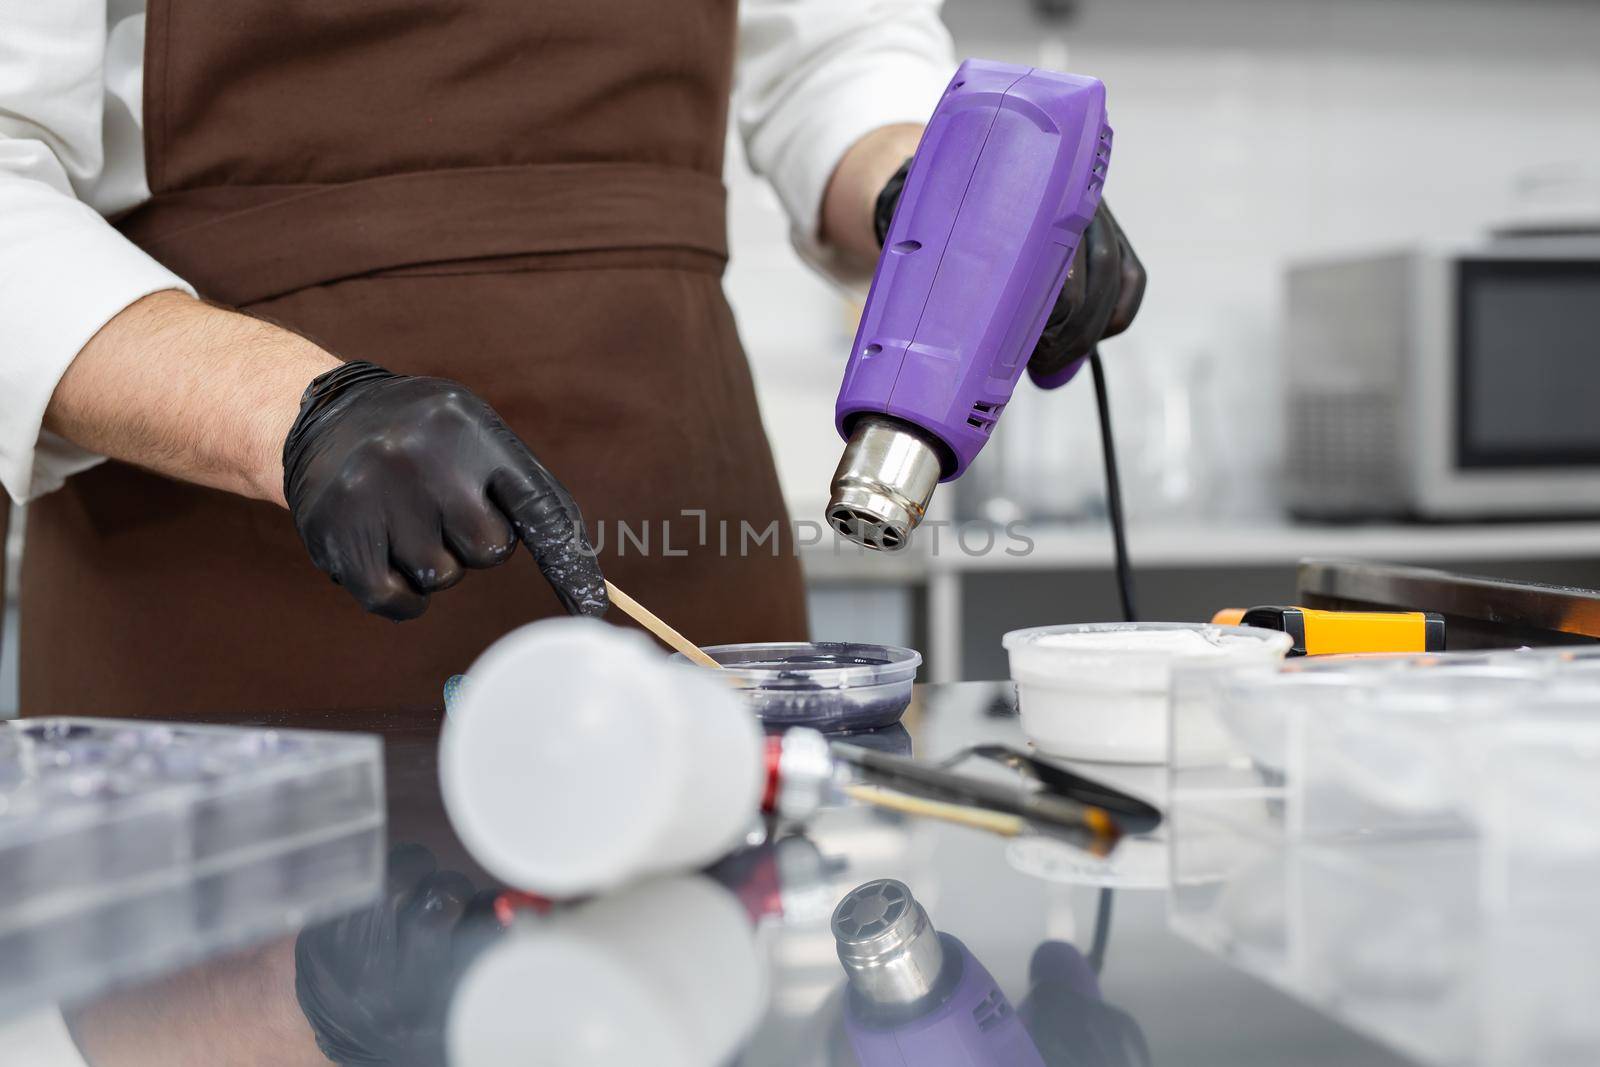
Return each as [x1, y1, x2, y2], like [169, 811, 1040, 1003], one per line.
[1285, 240, 1600, 519]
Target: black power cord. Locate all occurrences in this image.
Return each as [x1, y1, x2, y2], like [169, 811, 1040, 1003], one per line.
[1087, 885, 1114, 974]
[1086, 347, 1134, 983]
[1088, 348, 1137, 624]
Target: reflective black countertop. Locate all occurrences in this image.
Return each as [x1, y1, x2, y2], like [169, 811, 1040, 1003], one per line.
[17, 684, 1426, 1066]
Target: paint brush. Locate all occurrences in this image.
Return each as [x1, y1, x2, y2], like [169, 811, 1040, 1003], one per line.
[831, 741, 1123, 843]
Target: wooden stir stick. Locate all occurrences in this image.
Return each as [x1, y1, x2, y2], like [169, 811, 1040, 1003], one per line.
[605, 580, 723, 669]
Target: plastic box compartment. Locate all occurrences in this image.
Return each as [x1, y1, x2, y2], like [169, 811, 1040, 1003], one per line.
[1477, 702, 1600, 915]
[0, 718, 385, 1018]
[1168, 810, 1489, 1067]
[1169, 652, 1570, 844]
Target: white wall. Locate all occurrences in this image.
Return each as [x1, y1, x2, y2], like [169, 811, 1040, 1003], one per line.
[726, 0, 1600, 523]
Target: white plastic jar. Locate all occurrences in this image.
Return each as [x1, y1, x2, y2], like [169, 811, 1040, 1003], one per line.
[1003, 622, 1292, 763]
[439, 618, 764, 898]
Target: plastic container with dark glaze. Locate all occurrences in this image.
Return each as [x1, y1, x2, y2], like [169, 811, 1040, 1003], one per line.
[676, 643, 922, 733]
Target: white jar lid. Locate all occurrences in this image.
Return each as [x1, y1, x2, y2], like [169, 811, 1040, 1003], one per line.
[1004, 622, 1291, 691]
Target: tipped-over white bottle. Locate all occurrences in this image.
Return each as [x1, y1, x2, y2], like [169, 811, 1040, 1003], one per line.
[439, 618, 763, 898]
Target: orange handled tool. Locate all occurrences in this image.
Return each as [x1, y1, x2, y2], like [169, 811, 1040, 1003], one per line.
[1213, 605, 1445, 657]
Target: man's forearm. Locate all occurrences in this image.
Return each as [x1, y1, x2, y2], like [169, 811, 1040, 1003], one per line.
[44, 291, 340, 507]
[819, 123, 924, 271]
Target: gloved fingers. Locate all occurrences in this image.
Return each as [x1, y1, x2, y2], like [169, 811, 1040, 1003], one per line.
[1058, 235, 1091, 324]
[297, 843, 439, 996]
[1050, 208, 1123, 362]
[390, 523, 466, 595]
[387, 843, 440, 892]
[390, 869, 476, 1015]
[454, 888, 511, 967]
[283, 370, 610, 619]
[489, 462, 610, 618]
[395, 869, 474, 962]
[1102, 211, 1147, 339]
[1026, 240, 1091, 379]
[380, 843, 442, 939]
[440, 494, 518, 570]
[487, 452, 583, 546]
[301, 529, 343, 587]
[462, 888, 507, 925]
[402, 870, 476, 930]
[351, 565, 430, 622]
[305, 520, 430, 620]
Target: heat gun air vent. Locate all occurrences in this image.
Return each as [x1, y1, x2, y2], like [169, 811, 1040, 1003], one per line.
[972, 987, 1013, 1033]
[1088, 125, 1112, 195]
[967, 400, 1004, 433]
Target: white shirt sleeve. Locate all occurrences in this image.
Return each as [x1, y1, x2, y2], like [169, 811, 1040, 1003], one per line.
[0, 1005, 91, 1067]
[734, 0, 956, 283]
[1, 2, 193, 505]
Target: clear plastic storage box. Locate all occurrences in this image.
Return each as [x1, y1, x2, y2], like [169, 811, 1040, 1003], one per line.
[1169, 649, 1600, 893]
[1166, 811, 1566, 1067]
[0, 718, 385, 1018]
[1168, 648, 1600, 1064]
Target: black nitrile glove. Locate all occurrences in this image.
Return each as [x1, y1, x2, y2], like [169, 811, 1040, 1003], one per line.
[295, 844, 499, 1066]
[875, 161, 1147, 381]
[282, 361, 609, 621]
[1018, 941, 1152, 1067]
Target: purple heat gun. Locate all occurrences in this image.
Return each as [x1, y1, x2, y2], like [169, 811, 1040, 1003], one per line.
[829, 59, 1112, 550]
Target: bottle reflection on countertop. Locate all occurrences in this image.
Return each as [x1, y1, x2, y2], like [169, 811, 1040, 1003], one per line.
[446, 874, 767, 1067]
[828, 878, 1149, 1067]
[712, 830, 849, 928]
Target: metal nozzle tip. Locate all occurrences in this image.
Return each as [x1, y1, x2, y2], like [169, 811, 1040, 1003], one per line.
[828, 418, 942, 551]
[831, 879, 946, 1005]
[832, 878, 917, 946]
[827, 498, 911, 551]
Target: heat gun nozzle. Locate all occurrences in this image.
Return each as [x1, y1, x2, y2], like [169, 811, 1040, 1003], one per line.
[827, 418, 942, 551]
[832, 878, 946, 1005]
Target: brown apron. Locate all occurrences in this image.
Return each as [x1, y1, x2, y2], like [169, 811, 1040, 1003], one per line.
[20, 0, 809, 721]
